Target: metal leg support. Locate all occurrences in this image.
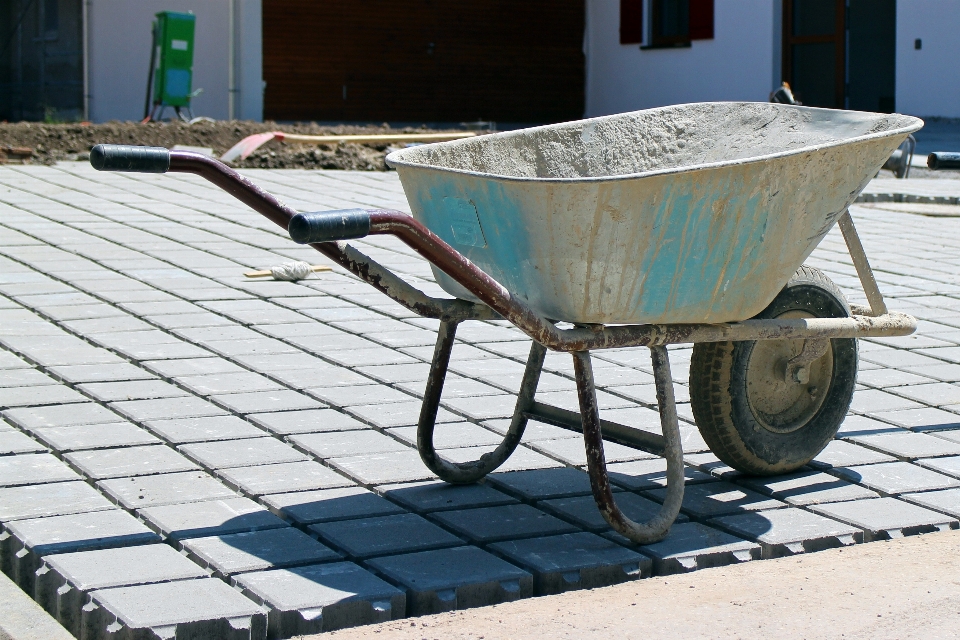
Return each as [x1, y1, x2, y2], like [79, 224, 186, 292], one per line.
[417, 322, 541, 484]
[574, 345, 684, 544]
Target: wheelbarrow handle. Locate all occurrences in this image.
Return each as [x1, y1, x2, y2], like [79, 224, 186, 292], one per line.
[288, 209, 371, 243]
[89, 144, 171, 173]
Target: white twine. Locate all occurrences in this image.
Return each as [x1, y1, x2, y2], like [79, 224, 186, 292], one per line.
[269, 261, 313, 281]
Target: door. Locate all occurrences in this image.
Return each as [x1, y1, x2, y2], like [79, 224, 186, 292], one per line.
[847, 0, 895, 112]
[781, 0, 845, 108]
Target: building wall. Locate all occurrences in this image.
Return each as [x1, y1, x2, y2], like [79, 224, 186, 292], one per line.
[896, 0, 960, 118]
[87, 0, 262, 122]
[584, 0, 780, 117]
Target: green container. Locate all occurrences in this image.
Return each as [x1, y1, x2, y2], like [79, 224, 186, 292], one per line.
[152, 11, 195, 107]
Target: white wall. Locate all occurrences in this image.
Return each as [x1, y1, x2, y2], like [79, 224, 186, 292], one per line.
[896, 0, 960, 118]
[86, 0, 262, 122]
[584, 0, 779, 117]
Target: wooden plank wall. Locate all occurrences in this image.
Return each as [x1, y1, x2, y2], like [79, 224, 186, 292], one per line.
[262, 0, 585, 123]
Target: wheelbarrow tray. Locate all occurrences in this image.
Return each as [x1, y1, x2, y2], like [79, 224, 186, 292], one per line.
[387, 102, 921, 325]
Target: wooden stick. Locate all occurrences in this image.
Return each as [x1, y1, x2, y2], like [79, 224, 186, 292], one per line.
[244, 265, 332, 278]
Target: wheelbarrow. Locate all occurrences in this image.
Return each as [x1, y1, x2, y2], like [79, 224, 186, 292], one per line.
[89, 102, 922, 544]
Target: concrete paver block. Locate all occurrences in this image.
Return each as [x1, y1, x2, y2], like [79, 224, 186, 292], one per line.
[77, 380, 188, 403]
[142, 357, 246, 378]
[137, 497, 288, 540]
[902, 487, 960, 517]
[378, 480, 517, 513]
[110, 396, 228, 422]
[606, 458, 714, 490]
[486, 467, 598, 501]
[2, 402, 122, 430]
[624, 521, 760, 576]
[328, 449, 438, 485]
[47, 363, 155, 384]
[0, 385, 88, 408]
[0, 453, 81, 487]
[489, 532, 650, 595]
[216, 460, 353, 496]
[235, 562, 404, 636]
[180, 527, 341, 578]
[710, 507, 862, 559]
[262, 486, 406, 524]
[917, 455, 960, 480]
[810, 497, 959, 541]
[848, 431, 960, 459]
[307, 384, 415, 408]
[809, 439, 897, 469]
[540, 493, 688, 532]
[65, 444, 199, 479]
[35, 545, 207, 637]
[289, 430, 409, 459]
[142, 415, 266, 444]
[388, 422, 504, 449]
[33, 422, 160, 452]
[874, 407, 960, 432]
[443, 445, 563, 473]
[366, 546, 532, 616]
[179, 437, 308, 469]
[211, 390, 324, 414]
[0, 481, 115, 522]
[346, 401, 460, 429]
[175, 372, 285, 396]
[248, 409, 369, 435]
[82, 577, 267, 640]
[646, 481, 785, 518]
[430, 503, 578, 543]
[0, 430, 47, 455]
[833, 461, 960, 494]
[310, 512, 462, 559]
[737, 470, 880, 505]
[97, 471, 237, 509]
[528, 435, 655, 466]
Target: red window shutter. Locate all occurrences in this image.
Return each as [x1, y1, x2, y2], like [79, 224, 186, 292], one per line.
[620, 0, 644, 44]
[689, 0, 714, 39]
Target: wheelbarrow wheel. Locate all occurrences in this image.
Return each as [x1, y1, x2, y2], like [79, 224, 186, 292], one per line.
[689, 265, 857, 475]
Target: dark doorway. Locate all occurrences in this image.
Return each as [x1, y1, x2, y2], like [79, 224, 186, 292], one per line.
[847, 0, 896, 112]
[782, 0, 845, 109]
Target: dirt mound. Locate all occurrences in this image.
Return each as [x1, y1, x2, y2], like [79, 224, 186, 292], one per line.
[0, 120, 464, 170]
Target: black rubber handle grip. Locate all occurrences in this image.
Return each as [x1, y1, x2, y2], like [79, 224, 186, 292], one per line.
[288, 209, 371, 244]
[89, 144, 170, 173]
[928, 152, 960, 170]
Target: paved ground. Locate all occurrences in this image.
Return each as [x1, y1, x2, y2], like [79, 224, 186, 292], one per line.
[2, 165, 960, 638]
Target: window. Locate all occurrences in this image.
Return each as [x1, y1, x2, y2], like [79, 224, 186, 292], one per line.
[651, 0, 689, 47]
[621, 0, 713, 49]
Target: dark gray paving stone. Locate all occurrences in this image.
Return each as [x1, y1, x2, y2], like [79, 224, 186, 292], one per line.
[378, 480, 517, 513]
[179, 437, 308, 469]
[65, 445, 199, 479]
[77, 380, 188, 403]
[310, 513, 462, 559]
[848, 431, 960, 459]
[180, 527, 341, 578]
[82, 577, 267, 640]
[33, 422, 160, 451]
[137, 497, 288, 540]
[710, 507, 861, 559]
[367, 545, 532, 615]
[248, 409, 369, 435]
[211, 390, 325, 414]
[262, 486, 406, 524]
[0, 481, 115, 522]
[430, 503, 578, 543]
[539, 493, 688, 532]
[328, 449, 438, 485]
[622, 521, 760, 575]
[646, 482, 785, 518]
[917, 455, 960, 480]
[872, 407, 960, 432]
[0, 452, 81, 486]
[810, 497, 959, 541]
[486, 467, 598, 501]
[110, 396, 228, 422]
[388, 422, 504, 449]
[808, 439, 897, 469]
[489, 532, 649, 595]
[2, 510, 160, 593]
[216, 461, 353, 496]
[902, 487, 960, 518]
[346, 401, 460, 428]
[35, 545, 208, 638]
[143, 415, 267, 444]
[47, 363, 155, 384]
[97, 471, 237, 509]
[833, 461, 960, 494]
[527, 437, 655, 466]
[606, 458, 714, 490]
[0, 385, 88, 408]
[2, 403, 122, 430]
[290, 431, 409, 460]
[737, 470, 880, 505]
[0, 430, 46, 454]
[235, 562, 404, 636]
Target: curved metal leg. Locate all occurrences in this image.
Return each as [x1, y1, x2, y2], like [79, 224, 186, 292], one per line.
[417, 324, 546, 484]
[574, 345, 684, 544]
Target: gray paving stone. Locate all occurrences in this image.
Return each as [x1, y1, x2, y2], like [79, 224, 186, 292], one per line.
[916, 455, 960, 480]
[0, 481, 115, 522]
[489, 532, 649, 595]
[606, 458, 714, 490]
[0, 368, 57, 387]
[0, 453, 81, 486]
[175, 372, 285, 396]
[307, 384, 415, 408]
[142, 357, 246, 378]
[328, 449, 438, 485]
[526, 437, 655, 466]
[539, 493, 688, 532]
[216, 460, 353, 496]
[2, 402, 122, 430]
[624, 521, 760, 575]
[346, 400, 460, 428]
[810, 497, 959, 541]
[310, 512, 462, 558]
[902, 487, 960, 518]
[871, 407, 960, 432]
[930, 429, 960, 445]
[835, 414, 903, 437]
[257, 362, 372, 389]
[378, 480, 517, 513]
[0, 351, 30, 370]
[289, 430, 409, 459]
[0, 430, 46, 454]
[486, 467, 598, 500]
[181, 527, 341, 578]
[482, 417, 582, 442]
[809, 439, 897, 469]
[710, 507, 861, 559]
[35, 545, 208, 638]
[894, 382, 960, 406]
[82, 577, 267, 640]
[248, 409, 369, 435]
[2, 510, 160, 592]
[262, 486, 406, 524]
[144, 415, 267, 444]
[439, 394, 518, 420]
[430, 503, 578, 543]
[66, 445, 199, 479]
[736, 470, 880, 505]
[646, 481, 785, 518]
[33, 422, 160, 451]
[180, 437, 309, 469]
[235, 562, 403, 636]
[137, 497, 288, 540]
[848, 431, 960, 459]
[97, 471, 237, 509]
[371, 544, 533, 615]
[443, 445, 564, 473]
[833, 461, 960, 494]
[77, 380, 188, 402]
[0, 384, 88, 408]
[110, 396, 227, 422]
[387, 422, 504, 449]
[211, 390, 325, 414]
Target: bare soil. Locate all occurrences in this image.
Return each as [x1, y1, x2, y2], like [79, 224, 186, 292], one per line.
[0, 120, 463, 170]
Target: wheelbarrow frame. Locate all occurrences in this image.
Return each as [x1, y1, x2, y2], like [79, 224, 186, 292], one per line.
[90, 145, 916, 544]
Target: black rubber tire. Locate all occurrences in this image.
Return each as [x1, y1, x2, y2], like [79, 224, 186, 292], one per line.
[689, 265, 858, 475]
